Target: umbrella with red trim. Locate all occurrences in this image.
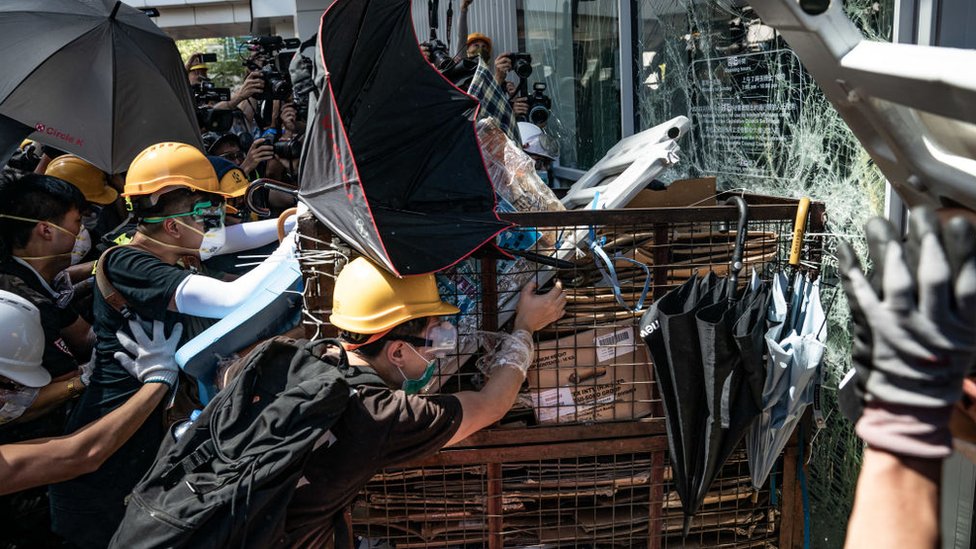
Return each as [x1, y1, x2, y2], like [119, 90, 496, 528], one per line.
[299, 0, 511, 276]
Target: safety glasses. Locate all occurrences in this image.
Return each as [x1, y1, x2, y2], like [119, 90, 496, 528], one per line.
[397, 321, 458, 358]
[142, 200, 226, 230]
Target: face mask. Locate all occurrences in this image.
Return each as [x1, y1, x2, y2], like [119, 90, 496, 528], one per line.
[81, 206, 102, 231]
[177, 220, 226, 261]
[70, 226, 92, 265]
[536, 170, 550, 186]
[399, 344, 438, 395]
[0, 214, 87, 264]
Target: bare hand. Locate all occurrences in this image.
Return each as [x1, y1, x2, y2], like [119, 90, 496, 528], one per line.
[462, 0, 474, 8]
[232, 71, 265, 105]
[240, 138, 274, 174]
[494, 53, 512, 83]
[513, 280, 566, 333]
[511, 96, 528, 117]
[419, 43, 431, 62]
[279, 102, 298, 134]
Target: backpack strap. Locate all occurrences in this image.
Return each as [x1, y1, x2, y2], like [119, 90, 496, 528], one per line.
[306, 338, 386, 388]
[159, 439, 217, 491]
[95, 245, 134, 320]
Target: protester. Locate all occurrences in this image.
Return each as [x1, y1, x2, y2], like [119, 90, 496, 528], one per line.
[49, 142, 303, 547]
[0, 172, 92, 388]
[0, 301, 182, 496]
[518, 121, 559, 187]
[281, 256, 565, 547]
[840, 206, 976, 548]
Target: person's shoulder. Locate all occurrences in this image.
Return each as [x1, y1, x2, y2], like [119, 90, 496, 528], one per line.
[0, 271, 53, 309]
[359, 386, 461, 422]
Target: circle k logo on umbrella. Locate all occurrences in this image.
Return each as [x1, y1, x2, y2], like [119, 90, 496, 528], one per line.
[33, 123, 83, 147]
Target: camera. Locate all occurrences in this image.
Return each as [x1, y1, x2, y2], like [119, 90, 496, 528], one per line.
[244, 36, 302, 102]
[424, 39, 453, 72]
[506, 53, 533, 79]
[258, 129, 303, 160]
[191, 77, 231, 106]
[196, 107, 234, 133]
[526, 82, 552, 125]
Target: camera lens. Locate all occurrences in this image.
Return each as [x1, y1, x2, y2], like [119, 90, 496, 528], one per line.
[529, 106, 549, 125]
[514, 59, 533, 79]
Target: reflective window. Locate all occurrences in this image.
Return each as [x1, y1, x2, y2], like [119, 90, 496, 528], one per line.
[521, 0, 621, 170]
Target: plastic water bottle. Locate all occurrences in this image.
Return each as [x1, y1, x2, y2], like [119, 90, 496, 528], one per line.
[172, 409, 202, 441]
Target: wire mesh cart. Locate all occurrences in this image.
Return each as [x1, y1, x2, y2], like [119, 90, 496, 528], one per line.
[300, 194, 825, 549]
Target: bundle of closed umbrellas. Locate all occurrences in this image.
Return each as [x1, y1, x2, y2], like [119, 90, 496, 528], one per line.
[639, 197, 825, 535]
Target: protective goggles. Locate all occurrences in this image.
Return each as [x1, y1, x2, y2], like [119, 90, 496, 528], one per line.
[397, 321, 458, 358]
[142, 200, 226, 231]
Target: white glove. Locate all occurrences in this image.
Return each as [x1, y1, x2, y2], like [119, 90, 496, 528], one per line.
[79, 361, 94, 386]
[114, 320, 183, 387]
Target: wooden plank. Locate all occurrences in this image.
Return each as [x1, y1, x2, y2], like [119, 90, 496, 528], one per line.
[649, 449, 666, 549]
[402, 436, 669, 468]
[451, 419, 666, 449]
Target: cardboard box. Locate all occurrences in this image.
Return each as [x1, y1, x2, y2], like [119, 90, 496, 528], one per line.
[527, 325, 654, 424]
[624, 176, 717, 208]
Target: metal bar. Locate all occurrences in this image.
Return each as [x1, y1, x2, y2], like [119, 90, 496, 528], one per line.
[298, 214, 336, 339]
[402, 436, 668, 468]
[499, 203, 814, 226]
[651, 223, 670, 302]
[617, 0, 635, 138]
[487, 462, 503, 549]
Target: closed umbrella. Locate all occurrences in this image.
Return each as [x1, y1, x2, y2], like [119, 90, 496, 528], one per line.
[0, 0, 202, 173]
[746, 275, 826, 490]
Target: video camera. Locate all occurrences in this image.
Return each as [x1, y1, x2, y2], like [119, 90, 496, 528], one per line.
[191, 77, 231, 106]
[509, 53, 552, 125]
[244, 35, 302, 102]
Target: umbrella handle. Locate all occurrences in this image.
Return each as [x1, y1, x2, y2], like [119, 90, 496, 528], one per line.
[723, 196, 749, 297]
[278, 207, 297, 242]
[789, 197, 811, 267]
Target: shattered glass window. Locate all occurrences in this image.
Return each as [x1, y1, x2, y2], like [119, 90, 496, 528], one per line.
[521, 0, 621, 170]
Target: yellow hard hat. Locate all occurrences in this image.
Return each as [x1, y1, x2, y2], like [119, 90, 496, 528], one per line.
[124, 142, 233, 198]
[466, 32, 492, 51]
[188, 64, 208, 72]
[45, 155, 118, 205]
[330, 257, 459, 335]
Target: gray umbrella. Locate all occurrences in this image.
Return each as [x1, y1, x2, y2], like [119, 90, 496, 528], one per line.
[746, 272, 826, 490]
[0, 0, 202, 173]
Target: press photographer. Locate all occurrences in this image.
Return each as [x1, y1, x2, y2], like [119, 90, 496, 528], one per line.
[494, 52, 552, 126]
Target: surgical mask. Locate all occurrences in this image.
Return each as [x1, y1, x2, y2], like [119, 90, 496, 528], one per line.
[0, 214, 88, 265]
[399, 344, 439, 395]
[536, 170, 550, 186]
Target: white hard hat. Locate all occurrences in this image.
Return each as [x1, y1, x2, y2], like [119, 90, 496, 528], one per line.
[0, 291, 50, 388]
[517, 122, 559, 160]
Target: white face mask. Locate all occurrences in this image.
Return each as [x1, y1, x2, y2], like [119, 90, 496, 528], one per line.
[177, 219, 226, 261]
[70, 226, 92, 266]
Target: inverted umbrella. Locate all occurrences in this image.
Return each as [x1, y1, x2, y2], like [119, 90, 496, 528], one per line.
[0, 0, 202, 173]
[299, 0, 512, 276]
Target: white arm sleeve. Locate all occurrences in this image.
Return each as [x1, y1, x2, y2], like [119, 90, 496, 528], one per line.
[174, 233, 298, 318]
[213, 215, 297, 257]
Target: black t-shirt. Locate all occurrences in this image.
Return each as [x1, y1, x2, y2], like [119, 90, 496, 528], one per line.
[0, 257, 80, 380]
[49, 247, 215, 549]
[283, 386, 462, 547]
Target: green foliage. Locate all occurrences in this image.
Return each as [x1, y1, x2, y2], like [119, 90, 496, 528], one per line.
[176, 37, 249, 88]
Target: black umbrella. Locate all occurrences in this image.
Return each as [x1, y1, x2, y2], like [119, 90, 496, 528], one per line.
[0, 0, 202, 173]
[639, 197, 767, 535]
[299, 0, 512, 276]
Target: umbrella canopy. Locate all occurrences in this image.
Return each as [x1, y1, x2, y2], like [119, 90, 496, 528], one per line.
[299, 0, 512, 276]
[693, 282, 769, 505]
[746, 274, 826, 490]
[0, 0, 202, 173]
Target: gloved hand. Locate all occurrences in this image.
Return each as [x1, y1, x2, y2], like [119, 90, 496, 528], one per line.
[838, 206, 976, 458]
[114, 319, 183, 388]
[79, 361, 94, 386]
